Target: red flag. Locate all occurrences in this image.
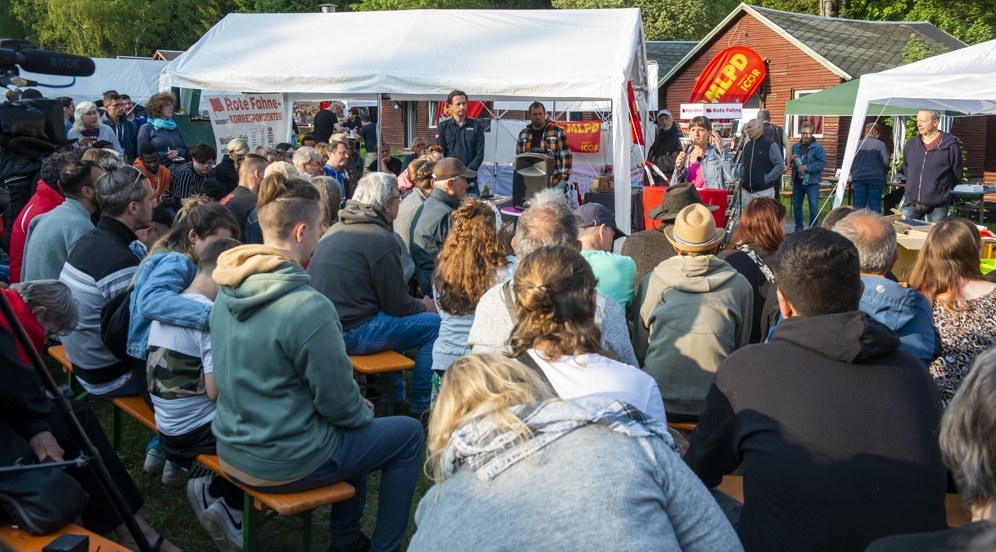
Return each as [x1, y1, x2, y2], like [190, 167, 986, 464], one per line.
[690, 46, 767, 104]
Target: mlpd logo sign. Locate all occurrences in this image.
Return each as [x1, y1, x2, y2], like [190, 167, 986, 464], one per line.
[689, 46, 766, 104]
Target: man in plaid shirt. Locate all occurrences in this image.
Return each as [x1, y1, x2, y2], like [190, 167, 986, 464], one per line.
[516, 102, 572, 191]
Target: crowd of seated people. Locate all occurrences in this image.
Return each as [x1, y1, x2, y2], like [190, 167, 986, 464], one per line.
[4, 98, 996, 552]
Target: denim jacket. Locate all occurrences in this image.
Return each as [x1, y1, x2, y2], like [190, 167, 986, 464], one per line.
[790, 140, 827, 186]
[682, 145, 735, 190]
[126, 251, 211, 360]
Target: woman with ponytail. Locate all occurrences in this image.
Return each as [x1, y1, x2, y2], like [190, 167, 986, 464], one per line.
[508, 245, 668, 423]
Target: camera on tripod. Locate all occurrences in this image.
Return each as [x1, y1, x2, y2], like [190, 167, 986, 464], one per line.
[1, 39, 95, 150]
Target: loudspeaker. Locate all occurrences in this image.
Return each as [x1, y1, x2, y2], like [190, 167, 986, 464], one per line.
[513, 153, 553, 209]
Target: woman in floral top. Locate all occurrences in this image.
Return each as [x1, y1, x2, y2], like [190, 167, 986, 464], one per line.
[910, 218, 996, 406]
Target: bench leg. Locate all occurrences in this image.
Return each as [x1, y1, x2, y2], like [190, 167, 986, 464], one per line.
[243, 495, 257, 552]
[298, 510, 311, 552]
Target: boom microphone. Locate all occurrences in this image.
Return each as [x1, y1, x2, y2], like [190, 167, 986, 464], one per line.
[9, 48, 95, 77]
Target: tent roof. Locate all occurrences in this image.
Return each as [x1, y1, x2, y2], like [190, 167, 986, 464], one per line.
[160, 9, 646, 101]
[856, 38, 996, 114]
[19, 58, 166, 106]
[785, 79, 946, 116]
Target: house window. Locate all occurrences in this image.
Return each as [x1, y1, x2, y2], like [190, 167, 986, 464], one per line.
[427, 101, 439, 129]
[791, 90, 825, 138]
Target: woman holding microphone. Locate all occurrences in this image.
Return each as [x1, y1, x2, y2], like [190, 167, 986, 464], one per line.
[673, 116, 736, 190]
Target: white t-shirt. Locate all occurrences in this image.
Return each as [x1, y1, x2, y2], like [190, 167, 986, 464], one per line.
[527, 350, 668, 424]
[146, 293, 215, 436]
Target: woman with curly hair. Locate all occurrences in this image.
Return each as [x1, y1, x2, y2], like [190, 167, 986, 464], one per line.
[508, 245, 667, 422]
[430, 200, 512, 372]
[137, 91, 187, 167]
[909, 218, 996, 406]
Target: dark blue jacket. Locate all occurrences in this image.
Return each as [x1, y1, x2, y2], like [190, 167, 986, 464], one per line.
[900, 131, 962, 207]
[435, 117, 485, 171]
[859, 275, 940, 365]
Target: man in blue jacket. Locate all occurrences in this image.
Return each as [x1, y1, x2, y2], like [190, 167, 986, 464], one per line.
[899, 109, 963, 222]
[833, 210, 941, 365]
[435, 90, 484, 196]
[789, 122, 827, 231]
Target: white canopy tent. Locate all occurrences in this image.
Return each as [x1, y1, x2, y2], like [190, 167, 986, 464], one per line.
[835, 39, 996, 206]
[20, 58, 167, 106]
[160, 9, 650, 231]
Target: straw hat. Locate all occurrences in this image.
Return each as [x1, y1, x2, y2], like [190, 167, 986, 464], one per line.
[664, 204, 726, 252]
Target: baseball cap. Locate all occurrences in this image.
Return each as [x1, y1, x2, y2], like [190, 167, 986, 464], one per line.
[658, 109, 673, 119]
[574, 202, 627, 238]
[432, 157, 477, 181]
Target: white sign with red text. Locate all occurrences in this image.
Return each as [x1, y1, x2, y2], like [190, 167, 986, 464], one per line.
[205, 94, 289, 155]
[679, 103, 743, 120]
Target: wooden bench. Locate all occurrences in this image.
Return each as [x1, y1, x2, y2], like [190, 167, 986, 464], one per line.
[350, 351, 415, 415]
[107, 394, 357, 551]
[197, 454, 355, 552]
[716, 475, 971, 528]
[47, 345, 86, 399]
[0, 523, 130, 552]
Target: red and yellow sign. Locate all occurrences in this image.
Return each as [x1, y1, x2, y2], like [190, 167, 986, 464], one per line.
[435, 100, 487, 125]
[690, 46, 766, 104]
[554, 121, 602, 153]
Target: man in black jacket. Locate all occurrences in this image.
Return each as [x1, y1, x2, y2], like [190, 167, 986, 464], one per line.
[899, 109, 963, 222]
[409, 157, 471, 296]
[685, 228, 947, 552]
[738, 119, 785, 204]
[435, 90, 484, 195]
[308, 172, 439, 416]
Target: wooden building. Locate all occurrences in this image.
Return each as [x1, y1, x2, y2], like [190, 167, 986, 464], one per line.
[658, 4, 994, 182]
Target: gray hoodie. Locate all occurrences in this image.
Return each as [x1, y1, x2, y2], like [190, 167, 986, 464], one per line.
[634, 255, 753, 416]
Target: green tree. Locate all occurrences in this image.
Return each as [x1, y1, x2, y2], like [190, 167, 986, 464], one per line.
[551, 0, 738, 40]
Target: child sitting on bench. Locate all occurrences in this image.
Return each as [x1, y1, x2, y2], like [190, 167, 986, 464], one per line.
[146, 237, 244, 552]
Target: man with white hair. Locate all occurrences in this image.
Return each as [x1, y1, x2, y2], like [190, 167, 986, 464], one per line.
[308, 172, 440, 417]
[467, 188, 639, 367]
[739, 119, 785, 204]
[293, 146, 325, 177]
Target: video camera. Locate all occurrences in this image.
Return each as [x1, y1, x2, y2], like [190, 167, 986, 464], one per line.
[1, 39, 95, 152]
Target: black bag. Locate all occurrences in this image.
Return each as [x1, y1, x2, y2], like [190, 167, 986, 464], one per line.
[0, 461, 89, 535]
[99, 286, 132, 360]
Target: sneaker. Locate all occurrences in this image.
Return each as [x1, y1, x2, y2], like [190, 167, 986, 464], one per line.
[200, 499, 243, 552]
[187, 476, 220, 521]
[143, 439, 166, 474]
[162, 461, 190, 487]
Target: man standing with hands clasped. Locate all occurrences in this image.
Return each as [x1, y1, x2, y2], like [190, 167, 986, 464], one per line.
[899, 109, 963, 222]
[435, 90, 485, 196]
[789, 122, 826, 231]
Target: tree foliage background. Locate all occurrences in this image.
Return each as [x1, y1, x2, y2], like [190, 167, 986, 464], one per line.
[0, 0, 990, 59]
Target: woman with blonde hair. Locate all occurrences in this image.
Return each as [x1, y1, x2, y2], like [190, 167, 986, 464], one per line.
[509, 245, 667, 423]
[410, 353, 739, 551]
[430, 200, 512, 372]
[909, 217, 996, 405]
[216, 137, 249, 194]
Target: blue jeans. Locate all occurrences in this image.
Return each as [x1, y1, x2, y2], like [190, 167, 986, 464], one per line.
[236, 417, 424, 552]
[342, 311, 440, 413]
[900, 202, 950, 222]
[852, 180, 884, 213]
[792, 182, 820, 230]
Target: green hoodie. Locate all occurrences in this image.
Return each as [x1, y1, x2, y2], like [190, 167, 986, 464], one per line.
[210, 245, 372, 483]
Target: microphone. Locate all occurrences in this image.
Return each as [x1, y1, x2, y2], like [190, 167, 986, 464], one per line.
[2, 47, 95, 77]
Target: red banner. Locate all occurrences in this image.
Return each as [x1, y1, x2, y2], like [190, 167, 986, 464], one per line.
[553, 121, 602, 153]
[627, 81, 645, 146]
[435, 101, 487, 124]
[689, 46, 766, 105]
